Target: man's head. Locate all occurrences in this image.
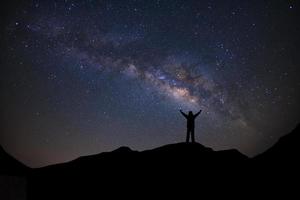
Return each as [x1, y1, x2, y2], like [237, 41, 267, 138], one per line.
[188, 111, 193, 115]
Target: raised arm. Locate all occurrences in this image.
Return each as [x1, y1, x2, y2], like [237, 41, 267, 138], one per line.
[180, 110, 188, 118]
[194, 110, 202, 118]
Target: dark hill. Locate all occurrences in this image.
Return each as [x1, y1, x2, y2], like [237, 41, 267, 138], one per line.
[1, 124, 299, 199]
[0, 146, 29, 175]
[251, 124, 300, 181]
[28, 142, 249, 199]
[34, 142, 248, 174]
[254, 124, 299, 163]
[0, 146, 28, 200]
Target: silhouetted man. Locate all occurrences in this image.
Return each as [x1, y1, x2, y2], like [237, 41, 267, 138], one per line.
[180, 109, 202, 143]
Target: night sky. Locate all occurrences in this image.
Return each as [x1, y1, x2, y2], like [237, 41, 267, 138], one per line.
[1, 0, 299, 167]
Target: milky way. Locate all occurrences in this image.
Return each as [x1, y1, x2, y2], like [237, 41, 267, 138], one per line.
[1, 0, 299, 167]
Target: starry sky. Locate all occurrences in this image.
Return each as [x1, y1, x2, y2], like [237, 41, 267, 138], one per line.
[1, 0, 299, 167]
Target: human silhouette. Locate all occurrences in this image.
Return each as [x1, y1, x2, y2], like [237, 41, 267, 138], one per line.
[180, 109, 202, 143]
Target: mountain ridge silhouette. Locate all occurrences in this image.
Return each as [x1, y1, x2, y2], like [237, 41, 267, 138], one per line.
[1, 123, 299, 174]
[0, 124, 299, 199]
[31, 142, 248, 174]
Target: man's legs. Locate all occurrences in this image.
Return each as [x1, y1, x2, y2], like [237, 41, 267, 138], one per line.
[186, 128, 190, 143]
[191, 128, 195, 143]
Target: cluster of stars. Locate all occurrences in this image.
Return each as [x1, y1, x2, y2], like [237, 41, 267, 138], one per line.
[0, 0, 299, 167]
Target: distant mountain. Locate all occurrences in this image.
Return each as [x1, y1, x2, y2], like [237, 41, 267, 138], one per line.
[254, 124, 299, 163]
[0, 146, 29, 175]
[252, 123, 299, 180]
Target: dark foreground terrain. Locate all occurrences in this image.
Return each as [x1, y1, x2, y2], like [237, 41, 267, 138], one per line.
[1, 124, 299, 199]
